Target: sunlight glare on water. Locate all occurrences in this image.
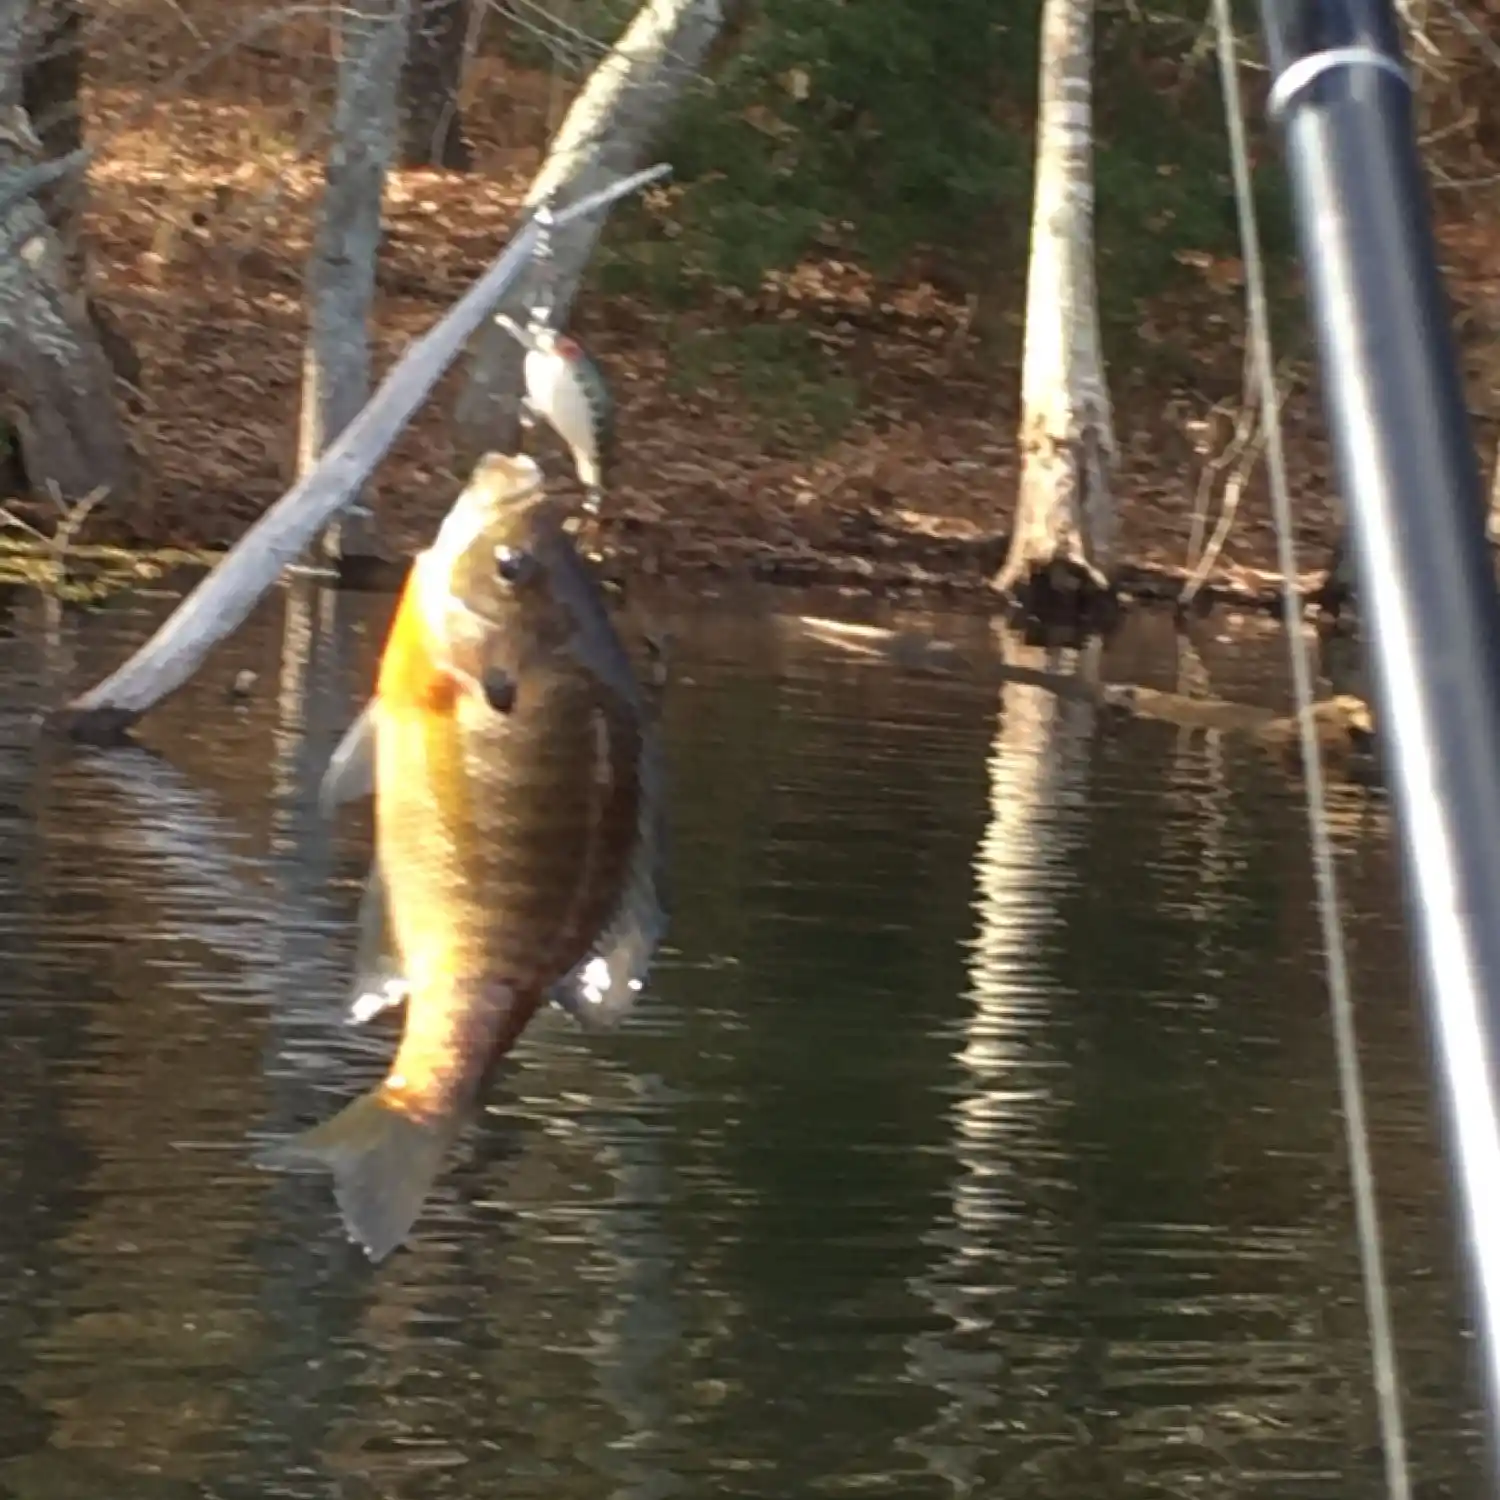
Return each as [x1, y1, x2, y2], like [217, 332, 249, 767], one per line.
[0, 585, 1485, 1499]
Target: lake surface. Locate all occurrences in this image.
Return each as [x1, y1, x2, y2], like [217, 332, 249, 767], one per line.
[0, 579, 1486, 1499]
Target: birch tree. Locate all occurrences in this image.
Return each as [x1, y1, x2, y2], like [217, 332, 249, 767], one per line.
[0, 0, 128, 504]
[300, 0, 411, 562]
[993, 0, 1116, 609]
[454, 0, 726, 464]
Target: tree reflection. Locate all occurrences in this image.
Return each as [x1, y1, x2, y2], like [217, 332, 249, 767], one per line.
[902, 630, 1098, 1495]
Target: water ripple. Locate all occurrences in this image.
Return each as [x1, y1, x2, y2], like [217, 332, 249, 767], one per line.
[0, 598, 1482, 1499]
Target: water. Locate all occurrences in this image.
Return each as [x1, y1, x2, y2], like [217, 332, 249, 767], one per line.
[0, 581, 1486, 1499]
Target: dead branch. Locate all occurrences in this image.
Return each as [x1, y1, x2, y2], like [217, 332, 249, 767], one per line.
[1180, 406, 1267, 608]
[455, 0, 727, 462]
[49, 163, 669, 745]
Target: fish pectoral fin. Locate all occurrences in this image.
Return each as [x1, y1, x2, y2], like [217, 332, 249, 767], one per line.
[419, 595, 519, 713]
[549, 903, 664, 1034]
[346, 862, 408, 1026]
[257, 1090, 459, 1263]
[320, 700, 378, 814]
[349, 979, 408, 1026]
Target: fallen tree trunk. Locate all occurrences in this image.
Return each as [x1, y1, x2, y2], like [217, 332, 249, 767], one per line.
[796, 615, 1378, 773]
[454, 0, 726, 464]
[48, 164, 669, 745]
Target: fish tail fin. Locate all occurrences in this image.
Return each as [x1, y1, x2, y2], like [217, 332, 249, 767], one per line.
[259, 1089, 458, 1263]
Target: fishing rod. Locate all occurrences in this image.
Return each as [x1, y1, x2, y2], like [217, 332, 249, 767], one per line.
[1255, 0, 1500, 1471]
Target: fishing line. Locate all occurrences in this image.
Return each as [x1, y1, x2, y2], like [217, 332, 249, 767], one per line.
[1210, 4, 1414, 1497]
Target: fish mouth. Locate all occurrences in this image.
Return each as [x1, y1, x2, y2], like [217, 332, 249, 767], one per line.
[425, 453, 549, 580]
[462, 453, 547, 522]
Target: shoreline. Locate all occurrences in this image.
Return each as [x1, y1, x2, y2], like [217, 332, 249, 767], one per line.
[0, 524, 1338, 623]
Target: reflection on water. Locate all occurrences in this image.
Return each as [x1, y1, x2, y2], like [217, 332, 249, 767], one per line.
[902, 635, 1098, 1498]
[0, 587, 1486, 1498]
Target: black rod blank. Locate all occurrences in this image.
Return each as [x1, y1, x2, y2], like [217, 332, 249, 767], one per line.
[1258, 0, 1500, 1469]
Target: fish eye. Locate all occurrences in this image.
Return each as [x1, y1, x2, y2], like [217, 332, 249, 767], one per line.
[481, 666, 517, 715]
[494, 546, 537, 587]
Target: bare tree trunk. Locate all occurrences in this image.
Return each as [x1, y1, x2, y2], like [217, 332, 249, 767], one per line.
[300, 0, 411, 563]
[0, 0, 128, 506]
[993, 0, 1115, 610]
[20, 0, 77, 253]
[454, 0, 725, 466]
[20, 0, 140, 386]
[400, 0, 471, 169]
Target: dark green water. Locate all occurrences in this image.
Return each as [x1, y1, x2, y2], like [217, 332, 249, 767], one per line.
[0, 581, 1486, 1498]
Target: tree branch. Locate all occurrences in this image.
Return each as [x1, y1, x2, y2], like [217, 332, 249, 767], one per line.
[49, 164, 669, 744]
[454, 0, 726, 462]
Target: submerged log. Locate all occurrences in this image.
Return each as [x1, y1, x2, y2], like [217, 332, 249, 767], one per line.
[1101, 684, 1375, 768]
[796, 615, 1378, 772]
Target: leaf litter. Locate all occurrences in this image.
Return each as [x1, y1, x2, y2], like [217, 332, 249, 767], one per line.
[15, 0, 1500, 601]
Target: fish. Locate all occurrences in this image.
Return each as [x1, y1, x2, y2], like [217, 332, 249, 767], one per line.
[260, 452, 668, 1262]
[334, 825, 666, 1037]
[320, 641, 666, 1036]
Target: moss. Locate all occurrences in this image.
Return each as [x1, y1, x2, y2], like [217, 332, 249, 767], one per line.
[0, 538, 219, 606]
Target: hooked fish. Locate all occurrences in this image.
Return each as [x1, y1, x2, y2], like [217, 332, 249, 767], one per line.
[260, 453, 668, 1262]
[319, 642, 664, 1033]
